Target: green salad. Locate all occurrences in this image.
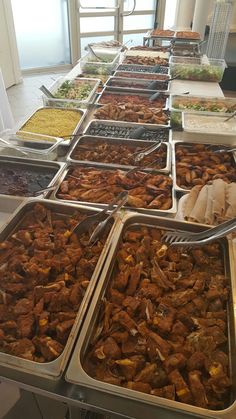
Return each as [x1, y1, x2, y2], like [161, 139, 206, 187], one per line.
[54, 80, 93, 101]
[170, 64, 223, 82]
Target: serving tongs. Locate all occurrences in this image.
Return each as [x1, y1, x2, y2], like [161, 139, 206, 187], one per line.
[39, 85, 55, 98]
[162, 217, 236, 247]
[69, 191, 128, 244]
[133, 139, 164, 162]
[87, 44, 102, 61]
[207, 144, 236, 154]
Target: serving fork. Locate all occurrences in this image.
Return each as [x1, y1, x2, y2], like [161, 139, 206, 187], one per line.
[162, 217, 236, 247]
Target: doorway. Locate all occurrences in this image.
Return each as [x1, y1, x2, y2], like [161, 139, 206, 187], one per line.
[77, 0, 158, 56]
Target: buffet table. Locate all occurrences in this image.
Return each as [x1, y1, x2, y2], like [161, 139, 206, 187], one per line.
[0, 47, 235, 419]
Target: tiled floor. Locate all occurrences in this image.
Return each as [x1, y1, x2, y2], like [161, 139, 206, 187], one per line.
[6, 72, 67, 126]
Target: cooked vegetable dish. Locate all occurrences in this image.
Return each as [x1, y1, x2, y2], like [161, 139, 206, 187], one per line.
[54, 80, 95, 101]
[98, 93, 166, 108]
[172, 98, 236, 113]
[124, 56, 169, 67]
[83, 225, 231, 410]
[86, 123, 169, 141]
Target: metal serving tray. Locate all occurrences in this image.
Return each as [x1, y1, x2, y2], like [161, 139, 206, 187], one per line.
[42, 76, 101, 108]
[0, 156, 65, 199]
[169, 95, 236, 115]
[96, 88, 169, 109]
[67, 135, 171, 173]
[17, 106, 87, 146]
[66, 212, 236, 419]
[84, 119, 171, 142]
[116, 64, 170, 75]
[100, 78, 170, 94]
[0, 198, 118, 379]
[51, 162, 177, 216]
[0, 195, 25, 230]
[172, 140, 236, 194]
[92, 106, 171, 129]
[113, 70, 170, 81]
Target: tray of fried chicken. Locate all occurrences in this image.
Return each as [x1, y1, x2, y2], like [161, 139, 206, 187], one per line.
[94, 103, 170, 126]
[0, 200, 116, 379]
[66, 213, 234, 417]
[173, 142, 236, 193]
[53, 164, 176, 214]
[67, 136, 171, 173]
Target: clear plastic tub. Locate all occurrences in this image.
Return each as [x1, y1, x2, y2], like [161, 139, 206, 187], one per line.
[169, 56, 226, 82]
[42, 77, 100, 109]
[80, 51, 120, 75]
[0, 133, 63, 160]
[170, 95, 236, 115]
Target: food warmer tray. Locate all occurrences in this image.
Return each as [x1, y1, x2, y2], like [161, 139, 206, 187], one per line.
[50, 162, 177, 216]
[104, 77, 170, 94]
[0, 195, 26, 230]
[66, 211, 236, 419]
[0, 198, 118, 379]
[172, 141, 236, 194]
[67, 135, 171, 174]
[84, 119, 172, 142]
[17, 106, 87, 147]
[91, 106, 171, 129]
[0, 156, 65, 199]
[96, 88, 169, 109]
[116, 64, 170, 75]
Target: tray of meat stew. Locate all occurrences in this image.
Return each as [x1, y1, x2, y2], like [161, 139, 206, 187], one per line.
[85, 120, 171, 142]
[67, 136, 171, 173]
[66, 212, 235, 417]
[0, 199, 116, 379]
[0, 156, 65, 198]
[173, 142, 236, 193]
[53, 164, 176, 215]
[96, 89, 168, 109]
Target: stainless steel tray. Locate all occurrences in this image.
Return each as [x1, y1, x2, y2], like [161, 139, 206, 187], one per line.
[92, 106, 171, 129]
[66, 212, 236, 419]
[17, 106, 87, 146]
[104, 77, 170, 93]
[51, 162, 177, 216]
[84, 119, 171, 142]
[116, 64, 170, 75]
[0, 198, 118, 380]
[0, 195, 25, 230]
[67, 135, 171, 173]
[96, 87, 169, 109]
[0, 156, 65, 199]
[172, 140, 236, 194]
[113, 70, 170, 81]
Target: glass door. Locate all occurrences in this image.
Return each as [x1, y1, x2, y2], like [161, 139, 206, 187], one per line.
[11, 0, 71, 71]
[77, 0, 158, 56]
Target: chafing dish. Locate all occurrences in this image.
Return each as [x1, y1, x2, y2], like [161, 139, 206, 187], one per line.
[0, 198, 117, 379]
[66, 212, 236, 419]
[67, 135, 171, 174]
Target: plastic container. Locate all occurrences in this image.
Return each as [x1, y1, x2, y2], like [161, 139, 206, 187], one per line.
[0, 133, 63, 160]
[170, 95, 236, 115]
[169, 56, 226, 82]
[42, 77, 100, 109]
[182, 112, 236, 136]
[80, 51, 120, 75]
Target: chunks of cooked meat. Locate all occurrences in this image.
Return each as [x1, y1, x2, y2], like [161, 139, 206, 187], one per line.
[0, 203, 110, 362]
[57, 166, 173, 211]
[83, 226, 231, 410]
